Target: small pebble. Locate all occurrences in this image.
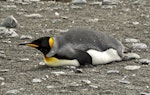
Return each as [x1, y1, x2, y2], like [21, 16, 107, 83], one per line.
[6, 89, 20, 94]
[32, 78, 42, 83]
[69, 82, 82, 87]
[89, 84, 99, 89]
[119, 80, 131, 84]
[140, 92, 150, 95]
[139, 59, 150, 65]
[20, 58, 30, 61]
[20, 35, 33, 40]
[51, 71, 66, 76]
[0, 77, 4, 81]
[39, 62, 45, 66]
[71, 0, 87, 4]
[125, 38, 140, 43]
[102, 0, 119, 5]
[124, 65, 141, 70]
[0, 69, 9, 72]
[132, 21, 140, 25]
[46, 85, 55, 89]
[74, 68, 83, 73]
[132, 43, 148, 50]
[1, 82, 5, 86]
[81, 80, 91, 84]
[107, 70, 120, 74]
[24, 14, 43, 18]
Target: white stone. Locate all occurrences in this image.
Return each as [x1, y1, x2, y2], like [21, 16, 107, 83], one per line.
[6, 89, 20, 94]
[71, 0, 87, 4]
[81, 80, 91, 84]
[119, 80, 131, 84]
[107, 70, 119, 74]
[139, 59, 150, 65]
[46, 85, 55, 89]
[102, 0, 119, 5]
[24, 14, 43, 18]
[20, 35, 33, 40]
[125, 38, 140, 43]
[51, 71, 66, 76]
[124, 65, 141, 70]
[39, 62, 45, 66]
[132, 21, 140, 25]
[32, 78, 42, 83]
[0, 77, 4, 81]
[132, 43, 148, 49]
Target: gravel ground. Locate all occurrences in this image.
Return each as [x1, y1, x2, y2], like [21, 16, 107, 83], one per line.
[0, 0, 150, 95]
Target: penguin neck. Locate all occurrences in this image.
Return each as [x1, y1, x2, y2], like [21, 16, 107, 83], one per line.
[46, 37, 58, 57]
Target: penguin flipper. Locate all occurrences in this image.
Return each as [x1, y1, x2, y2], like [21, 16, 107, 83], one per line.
[56, 45, 92, 66]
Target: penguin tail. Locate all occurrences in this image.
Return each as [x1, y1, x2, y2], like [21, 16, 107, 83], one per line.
[122, 53, 140, 61]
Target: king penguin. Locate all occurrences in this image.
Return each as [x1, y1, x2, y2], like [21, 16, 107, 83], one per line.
[19, 28, 140, 67]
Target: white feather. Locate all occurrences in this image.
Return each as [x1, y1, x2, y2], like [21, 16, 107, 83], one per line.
[87, 48, 122, 65]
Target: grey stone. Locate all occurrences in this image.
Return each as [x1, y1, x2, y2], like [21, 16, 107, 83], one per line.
[0, 69, 9, 73]
[140, 92, 150, 95]
[32, 78, 42, 83]
[107, 70, 120, 74]
[51, 71, 66, 76]
[119, 80, 131, 84]
[102, 0, 119, 5]
[132, 43, 148, 50]
[0, 27, 19, 38]
[20, 35, 33, 40]
[71, 0, 87, 4]
[0, 15, 18, 28]
[81, 80, 91, 84]
[124, 65, 141, 70]
[125, 38, 140, 43]
[6, 89, 20, 94]
[0, 77, 5, 81]
[24, 14, 43, 18]
[139, 59, 150, 65]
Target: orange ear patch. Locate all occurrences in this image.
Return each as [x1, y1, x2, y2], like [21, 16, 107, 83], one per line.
[49, 37, 54, 48]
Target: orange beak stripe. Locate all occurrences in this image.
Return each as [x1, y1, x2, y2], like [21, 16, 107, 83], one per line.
[26, 44, 39, 48]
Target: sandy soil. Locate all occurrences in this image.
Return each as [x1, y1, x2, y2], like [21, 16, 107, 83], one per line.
[0, 0, 150, 95]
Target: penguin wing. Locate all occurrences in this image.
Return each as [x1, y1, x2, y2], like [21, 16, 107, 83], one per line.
[55, 44, 92, 65]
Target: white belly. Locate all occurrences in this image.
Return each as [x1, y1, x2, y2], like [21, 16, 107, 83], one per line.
[87, 48, 122, 65]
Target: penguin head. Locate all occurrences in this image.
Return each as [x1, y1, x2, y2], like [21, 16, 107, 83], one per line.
[20, 37, 54, 56]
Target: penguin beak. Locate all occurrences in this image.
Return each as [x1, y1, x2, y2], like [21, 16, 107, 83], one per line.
[19, 43, 39, 48]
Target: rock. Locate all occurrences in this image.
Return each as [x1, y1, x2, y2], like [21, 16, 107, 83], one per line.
[51, 71, 66, 76]
[24, 14, 43, 18]
[0, 15, 18, 28]
[0, 27, 19, 38]
[89, 84, 99, 89]
[39, 62, 46, 66]
[32, 78, 42, 83]
[46, 85, 55, 89]
[20, 58, 30, 61]
[20, 35, 33, 40]
[6, 89, 20, 94]
[1, 82, 5, 86]
[107, 70, 120, 74]
[102, 0, 119, 5]
[139, 59, 150, 65]
[81, 80, 91, 84]
[125, 38, 140, 43]
[0, 50, 6, 58]
[69, 82, 82, 87]
[0, 77, 5, 81]
[71, 0, 87, 4]
[89, 2, 102, 6]
[124, 65, 141, 70]
[71, 5, 83, 9]
[140, 92, 150, 95]
[101, 5, 115, 9]
[74, 68, 83, 73]
[0, 69, 9, 73]
[86, 18, 99, 23]
[132, 43, 148, 50]
[132, 21, 140, 25]
[119, 80, 131, 84]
